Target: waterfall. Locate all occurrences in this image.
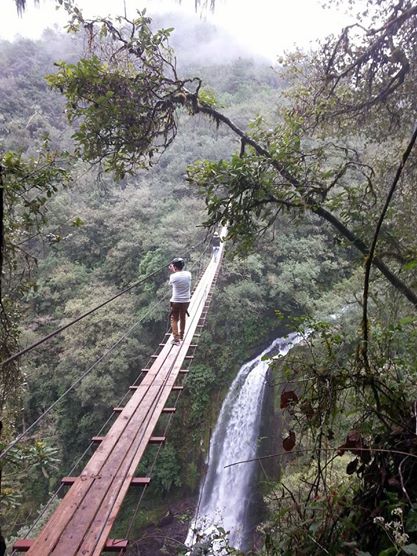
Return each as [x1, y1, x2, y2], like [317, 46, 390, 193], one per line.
[186, 332, 304, 553]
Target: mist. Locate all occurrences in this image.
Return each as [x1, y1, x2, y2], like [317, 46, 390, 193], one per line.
[152, 11, 269, 67]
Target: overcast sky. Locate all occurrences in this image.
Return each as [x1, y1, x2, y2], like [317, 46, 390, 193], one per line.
[1, 0, 355, 61]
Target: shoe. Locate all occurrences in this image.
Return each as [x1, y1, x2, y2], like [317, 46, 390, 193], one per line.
[171, 339, 180, 346]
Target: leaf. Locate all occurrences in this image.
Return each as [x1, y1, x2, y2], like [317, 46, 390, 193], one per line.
[71, 217, 84, 227]
[403, 260, 417, 271]
[337, 430, 370, 462]
[403, 546, 417, 556]
[283, 431, 296, 451]
[280, 390, 299, 409]
[406, 511, 417, 532]
[378, 548, 397, 556]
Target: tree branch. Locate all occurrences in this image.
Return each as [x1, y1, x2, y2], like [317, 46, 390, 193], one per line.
[361, 123, 417, 365]
[192, 99, 417, 308]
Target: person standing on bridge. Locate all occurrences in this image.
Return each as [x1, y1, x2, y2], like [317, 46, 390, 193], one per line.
[169, 257, 191, 346]
[211, 231, 221, 262]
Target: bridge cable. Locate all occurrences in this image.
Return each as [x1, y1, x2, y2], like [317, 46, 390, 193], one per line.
[0, 237, 207, 369]
[0, 291, 171, 462]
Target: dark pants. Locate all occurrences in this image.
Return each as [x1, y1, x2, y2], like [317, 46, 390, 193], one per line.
[170, 302, 189, 341]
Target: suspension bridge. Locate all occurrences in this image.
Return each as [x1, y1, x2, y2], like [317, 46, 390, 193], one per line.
[6, 235, 224, 555]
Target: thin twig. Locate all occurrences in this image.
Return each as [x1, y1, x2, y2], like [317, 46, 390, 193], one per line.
[224, 445, 417, 469]
[398, 456, 412, 506]
[361, 123, 417, 368]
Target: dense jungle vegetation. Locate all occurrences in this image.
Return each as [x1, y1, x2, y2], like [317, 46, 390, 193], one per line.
[1, 0, 417, 554]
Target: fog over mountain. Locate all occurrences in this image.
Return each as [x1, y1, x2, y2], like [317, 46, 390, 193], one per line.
[152, 11, 267, 66]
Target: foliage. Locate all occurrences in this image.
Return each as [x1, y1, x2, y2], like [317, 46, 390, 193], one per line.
[184, 364, 216, 424]
[138, 443, 182, 496]
[0, 439, 61, 531]
[43, 2, 417, 311]
[1, 146, 69, 408]
[244, 3, 417, 551]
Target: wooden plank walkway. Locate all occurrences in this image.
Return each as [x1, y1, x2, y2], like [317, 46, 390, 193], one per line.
[14, 240, 224, 555]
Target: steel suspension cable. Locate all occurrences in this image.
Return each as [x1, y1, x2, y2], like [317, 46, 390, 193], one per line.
[1, 237, 207, 369]
[0, 291, 171, 461]
[11, 347, 163, 549]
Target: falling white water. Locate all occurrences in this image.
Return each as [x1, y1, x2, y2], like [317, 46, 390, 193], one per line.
[186, 332, 305, 553]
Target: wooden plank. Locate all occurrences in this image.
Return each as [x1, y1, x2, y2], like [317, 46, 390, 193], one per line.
[13, 539, 128, 552]
[13, 540, 32, 551]
[162, 407, 176, 413]
[103, 539, 128, 552]
[131, 477, 151, 486]
[61, 476, 152, 486]
[61, 476, 76, 485]
[172, 386, 184, 391]
[149, 436, 166, 444]
[92, 436, 105, 443]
